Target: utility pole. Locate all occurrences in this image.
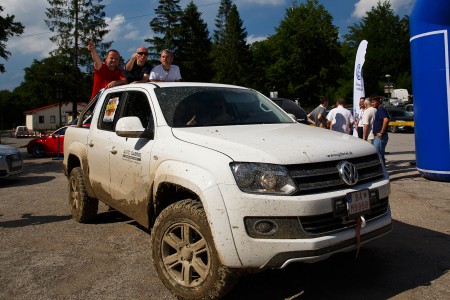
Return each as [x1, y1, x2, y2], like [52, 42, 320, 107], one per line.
[55, 72, 64, 127]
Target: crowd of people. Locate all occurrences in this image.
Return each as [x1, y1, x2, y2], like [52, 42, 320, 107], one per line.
[308, 95, 390, 165]
[87, 43, 182, 99]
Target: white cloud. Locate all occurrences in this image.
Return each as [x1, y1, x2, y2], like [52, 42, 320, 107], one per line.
[246, 35, 267, 44]
[352, 0, 415, 18]
[103, 14, 127, 42]
[3, 0, 53, 57]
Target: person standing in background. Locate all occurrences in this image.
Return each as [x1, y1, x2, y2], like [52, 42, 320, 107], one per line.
[371, 96, 390, 165]
[326, 99, 354, 134]
[362, 99, 377, 144]
[307, 96, 328, 128]
[355, 97, 366, 138]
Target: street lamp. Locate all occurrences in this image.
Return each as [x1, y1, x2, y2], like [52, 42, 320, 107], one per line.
[384, 74, 393, 99]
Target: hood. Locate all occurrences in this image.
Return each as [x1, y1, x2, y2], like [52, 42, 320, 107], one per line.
[171, 124, 376, 164]
[0, 144, 21, 155]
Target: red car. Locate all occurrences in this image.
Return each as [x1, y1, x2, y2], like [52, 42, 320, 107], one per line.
[27, 126, 67, 158]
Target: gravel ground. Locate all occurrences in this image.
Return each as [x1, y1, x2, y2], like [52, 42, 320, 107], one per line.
[0, 133, 448, 300]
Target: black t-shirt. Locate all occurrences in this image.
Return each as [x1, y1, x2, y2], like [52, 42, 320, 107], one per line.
[125, 61, 152, 83]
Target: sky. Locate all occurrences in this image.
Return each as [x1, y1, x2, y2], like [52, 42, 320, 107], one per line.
[0, 0, 415, 91]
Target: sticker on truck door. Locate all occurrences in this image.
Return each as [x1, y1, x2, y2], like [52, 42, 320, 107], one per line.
[103, 97, 119, 122]
[122, 149, 142, 163]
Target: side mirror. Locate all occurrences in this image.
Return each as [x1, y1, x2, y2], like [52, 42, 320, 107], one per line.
[287, 113, 297, 122]
[115, 116, 154, 139]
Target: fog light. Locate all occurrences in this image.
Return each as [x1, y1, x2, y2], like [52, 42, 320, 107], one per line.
[254, 219, 278, 235]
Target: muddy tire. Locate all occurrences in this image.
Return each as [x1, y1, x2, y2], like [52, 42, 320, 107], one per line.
[151, 199, 238, 300]
[68, 167, 98, 223]
[31, 144, 45, 158]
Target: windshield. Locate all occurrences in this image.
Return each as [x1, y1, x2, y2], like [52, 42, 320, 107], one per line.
[155, 87, 294, 127]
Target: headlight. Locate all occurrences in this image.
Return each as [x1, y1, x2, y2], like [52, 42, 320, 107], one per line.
[230, 162, 298, 195]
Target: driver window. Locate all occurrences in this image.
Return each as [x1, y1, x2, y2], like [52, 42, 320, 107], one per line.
[122, 91, 153, 129]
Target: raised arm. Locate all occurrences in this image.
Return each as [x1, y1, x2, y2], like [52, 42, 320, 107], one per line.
[87, 42, 103, 71]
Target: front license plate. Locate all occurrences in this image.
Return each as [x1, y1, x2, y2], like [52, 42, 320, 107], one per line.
[11, 161, 22, 168]
[346, 189, 370, 218]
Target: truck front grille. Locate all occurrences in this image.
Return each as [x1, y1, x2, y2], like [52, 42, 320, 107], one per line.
[299, 197, 389, 235]
[287, 153, 384, 195]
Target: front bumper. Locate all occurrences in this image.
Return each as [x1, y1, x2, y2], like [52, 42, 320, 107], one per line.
[217, 179, 392, 268]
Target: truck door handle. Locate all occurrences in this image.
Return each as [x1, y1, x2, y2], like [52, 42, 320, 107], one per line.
[88, 140, 94, 147]
[110, 147, 117, 154]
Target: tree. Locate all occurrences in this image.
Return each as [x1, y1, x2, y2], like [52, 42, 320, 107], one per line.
[343, 1, 411, 96]
[0, 6, 25, 73]
[45, 0, 110, 70]
[265, 0, 342, 105]
[248, 40, 273, 93]
[146, 0, 182, 57]
[45, 0, 110, 113]
[211, 3, 251, 85]
[213, 0, 232, 44]
[14, 55, 92, 110]
[0, 90, 24, 129]
[176, 2, 212, 82]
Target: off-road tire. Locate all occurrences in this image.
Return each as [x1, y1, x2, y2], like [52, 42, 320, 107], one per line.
[68, 167, 98, 223]
[151, 199, 238, 300]
[31, 144, 45, 158]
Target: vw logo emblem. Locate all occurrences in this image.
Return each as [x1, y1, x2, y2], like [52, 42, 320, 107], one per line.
[337, 161, 359, 186]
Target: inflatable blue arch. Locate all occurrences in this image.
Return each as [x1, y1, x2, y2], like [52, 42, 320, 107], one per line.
[410, 0, 450, 181]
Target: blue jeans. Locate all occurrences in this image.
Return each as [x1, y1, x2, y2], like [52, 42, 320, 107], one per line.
[374, 134, 389, 165]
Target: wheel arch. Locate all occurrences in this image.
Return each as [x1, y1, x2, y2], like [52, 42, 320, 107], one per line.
[64, 141, 95, 199]
[152, 160, 242, 267]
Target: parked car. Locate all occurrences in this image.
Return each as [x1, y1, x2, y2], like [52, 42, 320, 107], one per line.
[386, 108, 414, 133]
[271, 97, 308, 124]
[404, 104, 414, 115]
[0, 144, 23, 178]
[27, 126, 67, 158]
[14, 126, 32, 138]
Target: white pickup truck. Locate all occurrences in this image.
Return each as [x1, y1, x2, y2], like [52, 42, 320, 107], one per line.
[63, 82, 392, 299]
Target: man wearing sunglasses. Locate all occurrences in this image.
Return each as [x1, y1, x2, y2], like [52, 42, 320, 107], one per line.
[125, 46, 153, 83]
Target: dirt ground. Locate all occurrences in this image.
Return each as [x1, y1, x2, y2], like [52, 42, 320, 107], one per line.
[0, 133, 449, 300]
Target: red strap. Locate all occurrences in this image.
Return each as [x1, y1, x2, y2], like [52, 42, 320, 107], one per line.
[355, 217, 361, 258]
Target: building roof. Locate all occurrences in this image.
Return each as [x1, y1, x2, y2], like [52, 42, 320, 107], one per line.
[24, 102, 87, 115]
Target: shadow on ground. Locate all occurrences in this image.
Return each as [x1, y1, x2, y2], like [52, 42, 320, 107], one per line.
[0, 213, 72, 228]
[224, 220, 450, 300]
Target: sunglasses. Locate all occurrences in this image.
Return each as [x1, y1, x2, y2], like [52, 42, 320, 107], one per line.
[137, 52, 149, 56]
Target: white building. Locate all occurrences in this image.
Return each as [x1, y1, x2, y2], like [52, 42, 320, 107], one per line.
[24, 102, 87, 132]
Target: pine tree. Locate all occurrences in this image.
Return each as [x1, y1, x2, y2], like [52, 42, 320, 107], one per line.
[146, 0, 182, 58]
[211, 3, 250, 85]
[45, 0, 110, 113]
[213, 0, 232, 43]
[45, 0, 110, 69]
[0, 6, 25, 73]
[176, 1, 212, 82]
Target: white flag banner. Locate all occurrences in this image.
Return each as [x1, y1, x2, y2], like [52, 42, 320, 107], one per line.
[353, 40, 368, 137]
